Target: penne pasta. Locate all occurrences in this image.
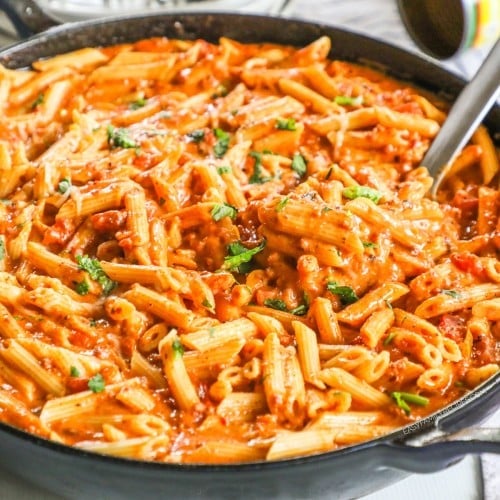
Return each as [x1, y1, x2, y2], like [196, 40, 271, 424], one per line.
[0, 34, 496, 465]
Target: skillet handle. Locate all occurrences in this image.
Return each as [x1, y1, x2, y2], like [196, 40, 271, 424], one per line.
[378, 426, 499, 473]
[0, 0, 59, 38]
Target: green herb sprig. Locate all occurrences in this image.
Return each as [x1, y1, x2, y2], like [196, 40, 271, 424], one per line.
[223, 240, 266, 273]
[213, 128, 230, 158]
[211, 202, 238, 221]
[391, 391, 429, 415]
[88, 373, 105, 393]
[107, 125, 138, 149]
[326, 281, 359, 305]
[76, 255, 116, 295]
[342, 185, 382, 204]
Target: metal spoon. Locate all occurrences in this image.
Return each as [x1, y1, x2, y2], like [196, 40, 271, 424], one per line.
[426, 38, 500, 198]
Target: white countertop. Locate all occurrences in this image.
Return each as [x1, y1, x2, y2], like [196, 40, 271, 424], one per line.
[0, 1, 497, 499]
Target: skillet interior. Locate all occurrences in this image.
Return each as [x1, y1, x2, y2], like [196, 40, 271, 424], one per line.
[0, 12, 498, 500]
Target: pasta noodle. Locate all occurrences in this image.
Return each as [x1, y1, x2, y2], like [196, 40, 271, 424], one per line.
[0, 35, 497, 464]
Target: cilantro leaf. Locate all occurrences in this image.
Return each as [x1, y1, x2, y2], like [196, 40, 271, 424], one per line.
[213, 128, 230, 158]
[391, 391, 429, 415]
[342, 186, 382, 204]
[129, 97, 147, 110]
[187, 129, 205, 143]
[223, 240, 266, 273]
[202, 298, 214, 310]
[326, 281, 359, 305]
[217, 166, 231, 175]
[88, 373, 105, 393]
[249, 151, 270, 184]
[264, 297, 308, 316]
[276, 117, 297, 131]
[264, 298, 288, 311]
[383, 332, 397, 346]
[70, 366, 80, 377]
[107, 125, 138, 149]
[334, 95, 363, 106]
[31, 93, 44, 109]
[291, 153, 307, 177]
[58, 178, 71, 194]
[172, 338, 184, 359]
[76, 255, 116, 296]
[211, 202, 237, 222]
[441, 289, 460, 299]
[362, 241, 378, 249]
[289, 304, 308, 316]
[275, 197, 289, 212]
[75, 280, 90, 296]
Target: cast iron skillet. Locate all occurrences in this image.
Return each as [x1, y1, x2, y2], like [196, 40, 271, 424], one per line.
[0, 2, 498, 499]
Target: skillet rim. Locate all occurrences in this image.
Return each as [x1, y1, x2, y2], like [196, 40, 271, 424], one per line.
[0, 10, 498, 471]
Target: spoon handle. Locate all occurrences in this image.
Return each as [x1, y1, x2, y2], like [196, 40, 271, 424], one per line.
[426, 39, 500, 197]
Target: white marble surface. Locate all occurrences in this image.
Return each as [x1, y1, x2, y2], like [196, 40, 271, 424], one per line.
[0, 1, 497, 499]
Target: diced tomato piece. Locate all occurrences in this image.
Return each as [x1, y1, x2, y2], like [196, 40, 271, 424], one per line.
[66, 377, 90, 393]
[91, 210, 126, 233]
[43, 218, 75, 246]
[451, 252, 487, 279]
[438, 314, 466, 342]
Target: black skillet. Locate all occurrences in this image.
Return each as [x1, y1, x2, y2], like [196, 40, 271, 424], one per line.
[0, 1, 498, 499]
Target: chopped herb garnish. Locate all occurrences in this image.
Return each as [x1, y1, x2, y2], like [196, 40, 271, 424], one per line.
[129, 97, 147, 110]
[326, 281, 359, 305]
[75, 280, 90, 296]
[172, 338, 184, 358]
[362, 241, 378, 249]
[76, 255, 116, 295]
[158, 197, 166, 206]
[88, 373, 105, 393]
[249, 151, 270, 184]
[264, 296, 308, 316]
[212, 84, 228, 98]
[276, 117, 297, 131]
[213, 128, 230, 158]
[334, 95, 363, 106]
[223, 240, 266, 273]
[391, 391, 429, 415]
[275, 197, 289, 212]
[107, 125, 138, 149]
[89, 318, 97, 327]
[289, 304, 308, 316]
[0, 239, 5, 261]
[217, 166, 231, 175]
[70, 366, 80, 377]
[291, 153, 307, 178]
[31, 93, 44, 109]
[264, 298, 288, 311]
[442, 289, 460, 299]
[58, 178, 71, 194]
[322, 206, 332, 214]
[211, 202, 238, 222]
[383, 332, 397, 346]
[202, 298, 214, 310]
[342, 185, 382, 204]
[187, 129, 205, 143]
